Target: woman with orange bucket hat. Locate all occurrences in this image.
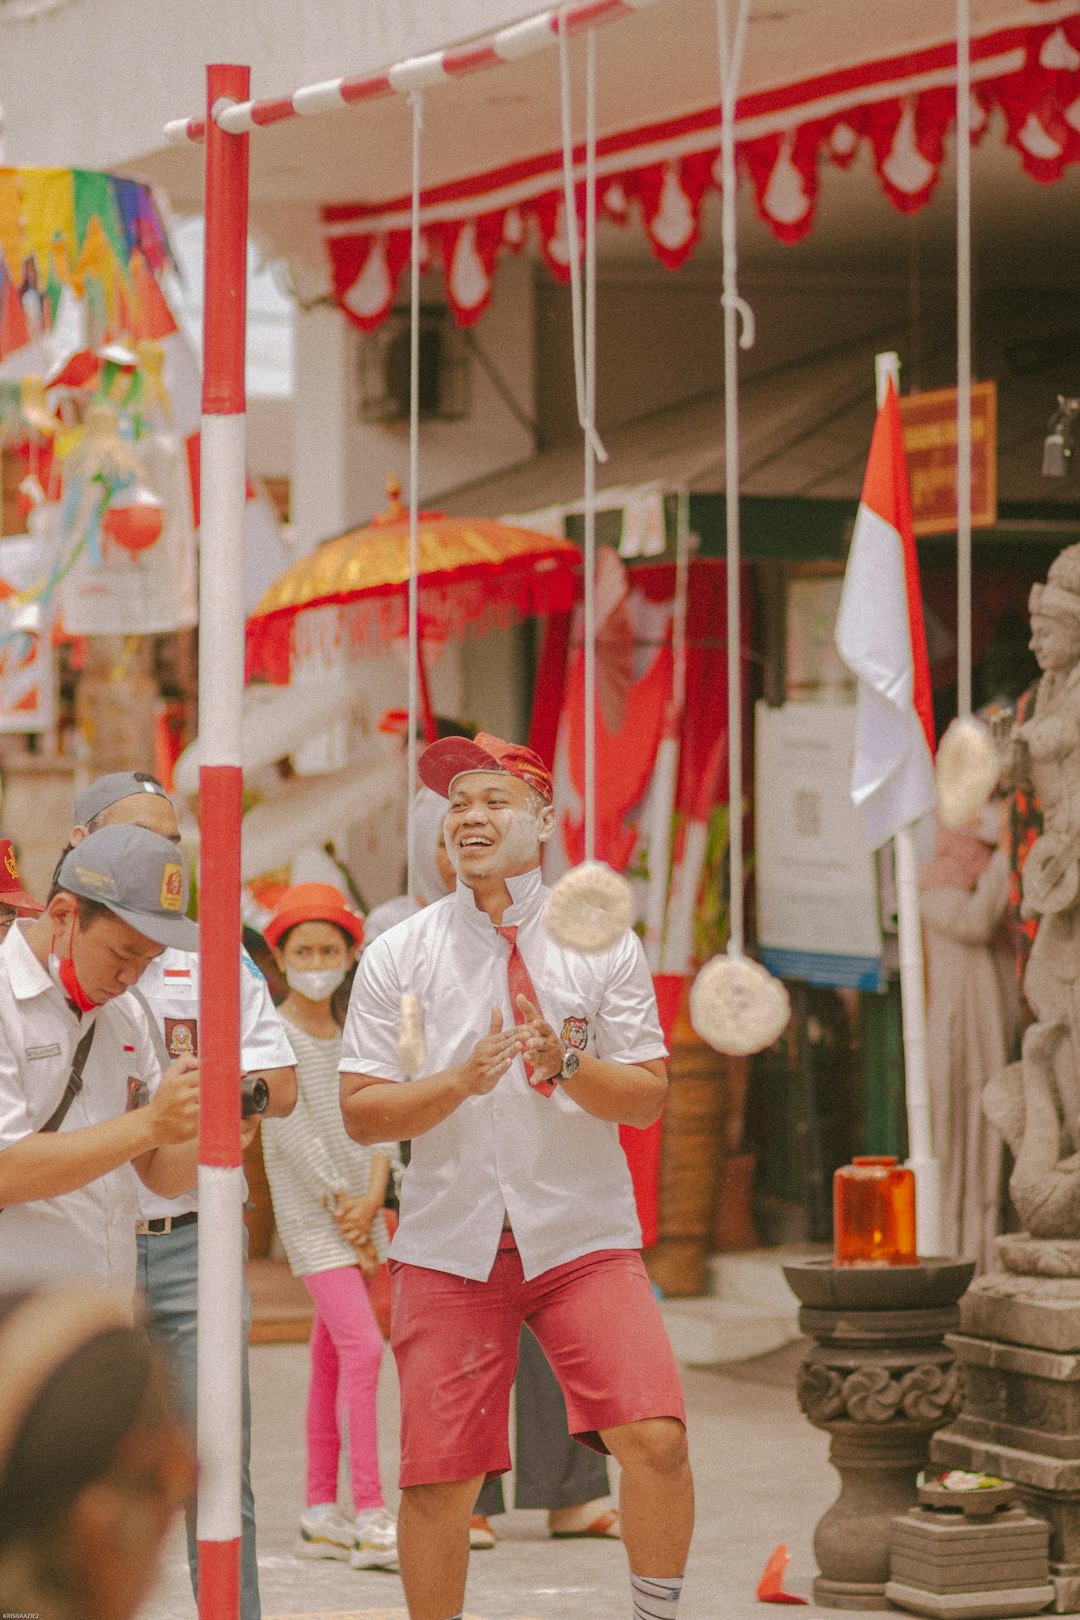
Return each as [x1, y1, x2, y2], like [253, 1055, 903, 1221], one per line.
[260, 883, 399, 1574]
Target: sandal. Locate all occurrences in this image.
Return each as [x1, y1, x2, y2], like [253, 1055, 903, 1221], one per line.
[470, 1513, 496, 1550]
[549, 1507, 621, 1540]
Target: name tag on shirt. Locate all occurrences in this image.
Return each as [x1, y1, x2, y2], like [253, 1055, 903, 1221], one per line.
[26, 1043, 62, 1060]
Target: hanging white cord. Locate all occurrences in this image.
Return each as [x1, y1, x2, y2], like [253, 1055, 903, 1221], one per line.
[932, 4, 996, 829]
[405, 90, 423, 898]
[673, 487, 690, 714]
[558, 16, 607, 469]
[546, 18, 637, 955]
[956, 0, 973, 720]
[717, 0, 754, 959]
[558, 16, 606, 862]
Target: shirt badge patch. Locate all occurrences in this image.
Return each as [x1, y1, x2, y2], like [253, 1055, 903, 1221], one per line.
[160, 863, 184, 912]
[561, 1015, 588, 1051]
[25, 1042, 61, 1059]
[164, 1017, 198, 1058]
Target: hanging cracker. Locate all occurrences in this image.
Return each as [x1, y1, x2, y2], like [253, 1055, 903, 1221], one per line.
[935, 714, 1000, 829]
[398, 993, 426, 1079]
[545, 860, 632, 954]
[689, 954, 791, 1057]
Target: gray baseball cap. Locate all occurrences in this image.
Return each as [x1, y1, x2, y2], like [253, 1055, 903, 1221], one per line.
[57, 824, 199, 950]
[74, 771, 171, 827]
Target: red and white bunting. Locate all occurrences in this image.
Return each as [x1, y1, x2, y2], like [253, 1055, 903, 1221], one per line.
[323, 14, 1080, 330]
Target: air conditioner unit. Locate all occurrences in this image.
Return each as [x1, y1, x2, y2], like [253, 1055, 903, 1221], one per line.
[358, 305, 471, 425]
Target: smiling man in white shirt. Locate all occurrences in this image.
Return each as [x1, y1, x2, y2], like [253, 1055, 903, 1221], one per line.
[341, 732, 693, 1620]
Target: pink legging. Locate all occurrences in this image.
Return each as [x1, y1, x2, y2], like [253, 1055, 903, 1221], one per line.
[302, 1265, 385, 1511]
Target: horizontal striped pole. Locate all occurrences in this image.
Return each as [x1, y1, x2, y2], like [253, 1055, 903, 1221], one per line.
[197, 59, 250, 1620]
[164, 0, 660, 143]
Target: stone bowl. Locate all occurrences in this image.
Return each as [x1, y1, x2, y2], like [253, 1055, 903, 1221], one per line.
[917, 1480, 1016, 1516]
[782, 1256, 976, 1311]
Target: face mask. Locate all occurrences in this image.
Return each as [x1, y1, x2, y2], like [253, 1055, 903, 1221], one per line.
[49, 952, 97, 1013]
[286, 964, 347, 1002]
[48, 912, 97, 1013]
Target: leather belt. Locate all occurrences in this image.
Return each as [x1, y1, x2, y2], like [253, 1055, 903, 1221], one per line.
[136, 1211, 198, 1235]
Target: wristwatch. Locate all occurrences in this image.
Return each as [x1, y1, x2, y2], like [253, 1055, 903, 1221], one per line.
[554, 1045, 580, 1084]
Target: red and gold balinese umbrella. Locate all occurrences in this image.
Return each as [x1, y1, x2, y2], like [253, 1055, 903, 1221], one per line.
[245, 480, 579, 704]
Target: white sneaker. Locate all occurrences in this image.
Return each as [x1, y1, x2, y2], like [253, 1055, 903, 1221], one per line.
[296, 1503, 357, 1562]
[350, 1505, 398, 1570]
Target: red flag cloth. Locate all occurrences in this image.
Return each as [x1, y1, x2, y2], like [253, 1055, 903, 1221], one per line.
[620, 972, 686, 1251]
[756, 1544, 809, 1605]
[496, 925, 556, 1098]
[834, 377, 936, 850]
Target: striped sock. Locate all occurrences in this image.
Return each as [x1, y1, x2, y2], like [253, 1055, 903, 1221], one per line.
[631, 1573, 684, 1618]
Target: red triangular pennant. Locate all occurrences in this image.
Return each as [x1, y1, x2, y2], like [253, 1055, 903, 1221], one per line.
[757, 1545, 809, 1605]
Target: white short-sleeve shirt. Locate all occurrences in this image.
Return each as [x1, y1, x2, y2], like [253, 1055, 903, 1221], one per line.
[340, 867, 667, 1283]
[134, 946, 294, 1220]
[0, 921, 162, 1302]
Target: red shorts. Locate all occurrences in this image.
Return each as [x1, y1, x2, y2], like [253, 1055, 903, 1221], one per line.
[390, 1236, 686, 1489]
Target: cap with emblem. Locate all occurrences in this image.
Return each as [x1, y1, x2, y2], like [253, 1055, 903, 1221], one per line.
[0, 840, 43, 914]
[73, 771, 170, 828]
[56, 824, 198, 950]
[419, 731, 554, 804]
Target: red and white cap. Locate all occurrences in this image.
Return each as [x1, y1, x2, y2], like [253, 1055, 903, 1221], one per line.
[0, 840, 43, 914]
[419, 731, 553, 804]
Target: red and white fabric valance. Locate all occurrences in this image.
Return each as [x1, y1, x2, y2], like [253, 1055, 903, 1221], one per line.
[323, 12, 1080, 331]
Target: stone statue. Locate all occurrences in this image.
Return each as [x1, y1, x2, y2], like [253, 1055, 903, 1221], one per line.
[983, 543, 1080, 1253]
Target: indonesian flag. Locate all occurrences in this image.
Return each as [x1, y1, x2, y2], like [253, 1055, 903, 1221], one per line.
[835, 378, 936, 850]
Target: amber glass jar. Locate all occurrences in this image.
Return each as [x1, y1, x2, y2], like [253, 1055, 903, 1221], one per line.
[833, 1155, 917, 1266]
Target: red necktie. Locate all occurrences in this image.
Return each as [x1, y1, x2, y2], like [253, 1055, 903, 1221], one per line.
[497, 925, 556, 1097]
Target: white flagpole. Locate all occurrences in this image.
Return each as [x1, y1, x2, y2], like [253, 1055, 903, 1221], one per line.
[875, 350, 941, 1257]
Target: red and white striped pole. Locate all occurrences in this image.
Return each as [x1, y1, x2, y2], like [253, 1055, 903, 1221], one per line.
[196, 61, 250, 1620]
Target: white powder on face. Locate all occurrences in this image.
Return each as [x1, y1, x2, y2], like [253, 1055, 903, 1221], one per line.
[448, 805, 540, 879]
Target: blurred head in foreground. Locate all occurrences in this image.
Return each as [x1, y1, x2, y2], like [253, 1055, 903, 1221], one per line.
[0, 1287, 195, 1620]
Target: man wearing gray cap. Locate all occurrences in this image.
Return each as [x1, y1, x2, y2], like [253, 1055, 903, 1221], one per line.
[66, 770, 296, 1620]
[0, 822, 201, 1304]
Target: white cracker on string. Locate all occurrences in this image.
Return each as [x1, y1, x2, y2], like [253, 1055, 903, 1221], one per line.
[936, 715, 1000, 829]
[689, 955, 791, 1056]
[398, 993, 427, 1079]
[545, 860, 633, 954]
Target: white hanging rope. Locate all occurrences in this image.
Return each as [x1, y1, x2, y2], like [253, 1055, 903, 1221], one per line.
[546, 16, 634, 954]
[673, 487, 690, 714]
[935, 2, 996, 828]
[717, 0, 753, 960]
[406, 90, 423, 899]
[956, 0, 973, 721]
[686, 0, 790, 1054]
[557, 15, 608, 469]
[558, 14, 606, 863]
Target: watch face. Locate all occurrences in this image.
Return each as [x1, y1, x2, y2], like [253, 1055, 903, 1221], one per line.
[561, 1048, 581, 1080]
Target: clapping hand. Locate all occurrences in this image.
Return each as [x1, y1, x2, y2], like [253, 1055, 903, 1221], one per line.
[515, 995, 564, 1081]
[457, 1007, 524, 1096]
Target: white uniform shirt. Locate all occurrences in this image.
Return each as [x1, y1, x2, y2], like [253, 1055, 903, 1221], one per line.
[134, 947, 294, 1221]
[341, 867, 667, 1283]
[0, 921, 161, 1301]
[262, 1021, 392, 1278]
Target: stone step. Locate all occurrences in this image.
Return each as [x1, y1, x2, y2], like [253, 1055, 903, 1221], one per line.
[657, 1247, 824, 1367]
[706, 1245, 827, 1312]
[659, 1294, 802, 1367]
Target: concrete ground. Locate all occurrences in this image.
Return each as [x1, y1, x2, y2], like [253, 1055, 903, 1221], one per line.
[135, 1334, 869, 1620]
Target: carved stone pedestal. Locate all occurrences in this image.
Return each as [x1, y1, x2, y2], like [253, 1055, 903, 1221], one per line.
[784, 1259, 975, 1611]
[931, 1247, 1080, 1614]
